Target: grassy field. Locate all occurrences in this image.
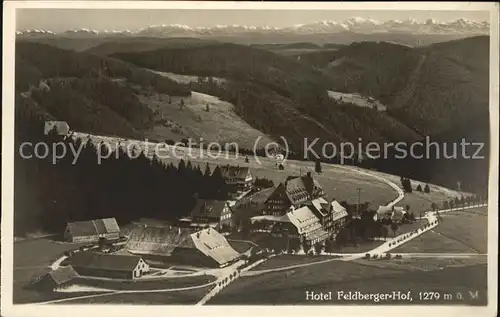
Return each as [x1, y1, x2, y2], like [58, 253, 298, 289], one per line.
[399, 191, 458, 217]
[335, 240, 383, 254]
[69, 275, 215, 291]
[328, 219, 426, 254]
[248, 255, 339, 271]
[433, 208, 487, 253]
[14, 238, 84, 284]
[227, 240, 256, 253]
[14, 287, 106, 304]
[79, 132, 399, 207]
[354, 256, 487, 272]
[392, 231, 476, 254]
[367, 170, 467, 206]
[53, 285, 213, 305]
[209, 260, 487, 305]
[392, 207, 487, 254]
[137, 89, 275, 149]
[13, 238, 88, 303]
[392, 219, 427, 236]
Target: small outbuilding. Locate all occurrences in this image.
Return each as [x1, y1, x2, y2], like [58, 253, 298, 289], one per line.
[64, 218, 120, 243]
[30, 265, 79, 291]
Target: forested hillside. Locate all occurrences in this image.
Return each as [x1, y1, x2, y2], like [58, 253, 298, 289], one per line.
[16, 42, 191, 96]
[14, 36, 490, 194]
[15, 42, 193, 139]
[389, 36, 489, 136]
[113, 42, 422, 147]
[14, 123, 232, 236]
[292, 37, 489, 136]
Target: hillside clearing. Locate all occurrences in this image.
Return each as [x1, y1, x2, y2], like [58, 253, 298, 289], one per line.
[137, 90, 275, 149]
[150, 70, 227, 85]
[327, 90, 387, 111]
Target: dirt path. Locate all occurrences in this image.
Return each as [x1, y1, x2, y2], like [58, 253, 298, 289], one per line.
[35, 277, 218, 305]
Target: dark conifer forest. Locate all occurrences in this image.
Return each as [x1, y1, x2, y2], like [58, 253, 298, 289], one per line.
[14, 122, 229, 236]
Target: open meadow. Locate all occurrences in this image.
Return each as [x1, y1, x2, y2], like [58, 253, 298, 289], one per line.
[13, 238, 87, 303]
[248, 255, 340, 271]
[393, 207, 487, 254]
[137, 89, 275, 150]
[73, 132, 401, 207]
[14, 238, 83, 285]
[68, 275, 215, 291]
[209, 260, 487, 305]
[53, 285, 213, 305]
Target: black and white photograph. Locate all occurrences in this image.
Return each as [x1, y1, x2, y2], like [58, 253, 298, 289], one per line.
[2, 1, 498, 316]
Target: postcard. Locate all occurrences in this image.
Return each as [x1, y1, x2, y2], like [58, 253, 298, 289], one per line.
[2, 2, 498, 317]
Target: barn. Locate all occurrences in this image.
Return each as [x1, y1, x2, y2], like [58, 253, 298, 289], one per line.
[67, 252, 149, 279]
[64, 218, 120, 243]
[30, 265, 79, 291]
[125, 226, 241, 268]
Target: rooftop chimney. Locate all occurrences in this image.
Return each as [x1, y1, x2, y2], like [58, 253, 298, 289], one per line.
[178, 227, 181, 235]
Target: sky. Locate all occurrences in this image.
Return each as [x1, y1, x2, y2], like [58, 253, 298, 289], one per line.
[16, 9, 490, 32]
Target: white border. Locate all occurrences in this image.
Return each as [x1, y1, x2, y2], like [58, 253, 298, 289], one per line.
[2, 2, 499, 317]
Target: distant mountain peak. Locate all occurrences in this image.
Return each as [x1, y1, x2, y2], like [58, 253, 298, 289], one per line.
[16, 17, 490, 39]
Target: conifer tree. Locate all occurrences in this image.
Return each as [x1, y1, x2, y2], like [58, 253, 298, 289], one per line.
[424, 184, 430, 193]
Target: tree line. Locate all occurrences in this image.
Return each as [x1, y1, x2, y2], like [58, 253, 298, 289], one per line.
[14, 127, 231, 236]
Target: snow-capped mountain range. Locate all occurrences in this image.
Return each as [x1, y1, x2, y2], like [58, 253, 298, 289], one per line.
[17, 18, 489, 38]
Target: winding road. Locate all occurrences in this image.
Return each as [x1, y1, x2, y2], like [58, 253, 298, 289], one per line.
[31, 161, 486, 305]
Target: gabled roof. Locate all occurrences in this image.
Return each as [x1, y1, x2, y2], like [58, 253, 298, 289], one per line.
[125, 226, 240, 266]
[191, 199, 229, 219]
[286, 206, 322, 232]
[281, 174, 324, 205]
[69, 252, 143, 272]
[189, 228, 240, 265]
[309, 197, 329, 216]
[48, 265, 79, 285]
[331, 200, 348, 221]
[66, 218, 120, 238]
[219, 165, 251, 180]
[125, 226, 192, 256]
[250, 215, 290, 223]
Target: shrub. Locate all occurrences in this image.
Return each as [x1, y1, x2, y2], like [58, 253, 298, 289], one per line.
[372, 254, 379, 259]
[365, 253, 371, 259]
[385, 253, 392, 259]
[395, 254, 403, 259]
